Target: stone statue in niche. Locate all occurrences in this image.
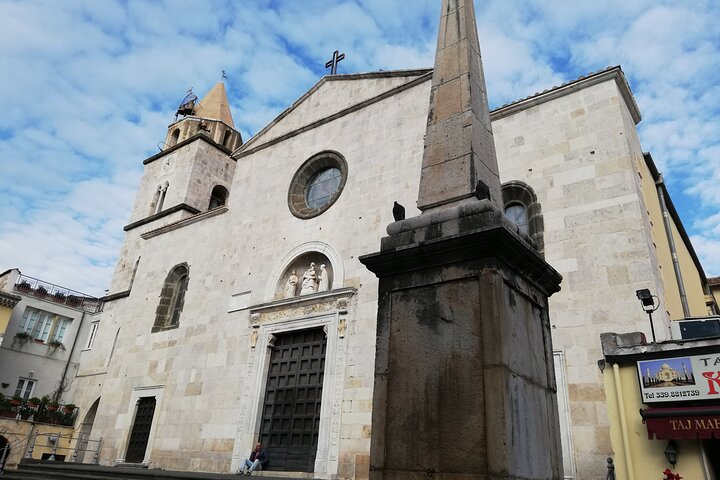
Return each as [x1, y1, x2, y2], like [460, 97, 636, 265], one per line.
[300, 262, 318, 295]
[284, 270, 298, 298]
[318, 264, 329, 292]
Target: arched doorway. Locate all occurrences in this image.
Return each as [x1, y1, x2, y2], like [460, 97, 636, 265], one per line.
[0, 435, 10, 472]
[77, 398, 100, 463]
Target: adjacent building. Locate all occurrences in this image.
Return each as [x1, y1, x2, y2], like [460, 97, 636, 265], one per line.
[601, 330, 720, 480]
[0, 268, 102, 469]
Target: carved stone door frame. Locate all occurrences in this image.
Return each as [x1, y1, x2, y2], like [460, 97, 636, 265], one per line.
[117, 385, 165, 465]
[231, 295, 351, 478]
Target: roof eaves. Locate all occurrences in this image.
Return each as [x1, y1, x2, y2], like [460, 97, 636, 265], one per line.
[643, 152, 708, 282]
[490, 66, 642, 125]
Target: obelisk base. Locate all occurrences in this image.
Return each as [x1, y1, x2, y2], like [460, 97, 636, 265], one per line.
[360, 200, 563, 480]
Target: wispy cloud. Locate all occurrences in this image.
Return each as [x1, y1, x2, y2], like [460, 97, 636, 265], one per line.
[1, 0, 718, 296]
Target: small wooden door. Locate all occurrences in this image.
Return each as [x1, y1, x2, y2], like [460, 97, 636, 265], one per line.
[259, 328, 327, 471]
[125, 397, 156, 463]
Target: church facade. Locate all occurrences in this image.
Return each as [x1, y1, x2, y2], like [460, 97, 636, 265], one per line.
[66, 60, 713, 480]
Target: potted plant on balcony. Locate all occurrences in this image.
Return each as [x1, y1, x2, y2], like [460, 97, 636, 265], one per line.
[10, 395, 23, 407]
[66, 295, 81, 307]
[47, 339, 65, 355]
[16, 280, 32, 292]
[63, 403, 77, 414]
[52, 291, 67, 304]
[34, 285, 48, 298]
[27, 397, 41, 409]
[12, 331, 31, 348]
[46, 398, 60, 412]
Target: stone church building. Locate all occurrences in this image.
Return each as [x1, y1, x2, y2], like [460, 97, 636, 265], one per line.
[66, 12, 714, 480]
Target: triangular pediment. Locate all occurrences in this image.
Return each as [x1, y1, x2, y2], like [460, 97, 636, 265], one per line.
[236, 69, 431, 157]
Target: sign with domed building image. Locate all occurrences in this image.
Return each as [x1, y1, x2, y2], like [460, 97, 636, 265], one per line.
[639, 355, 720, 403]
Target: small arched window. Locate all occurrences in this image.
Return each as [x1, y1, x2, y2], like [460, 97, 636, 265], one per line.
[502, 181, 544, 255]
[169, 128, 180, 147]
[153, 264, 189, 332]
[222, 130, 232, 148]
[504, 203, 528, 235]
[208, 185, 229, 210]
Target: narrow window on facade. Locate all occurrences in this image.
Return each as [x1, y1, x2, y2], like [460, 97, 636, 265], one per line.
[19, 307, 71, 344]
[150, 186, 162, 215]
[85, 322, 100, 350]
[208, 185, 229, 210]
[15, 378, 36, 400]
[155, 183, 169, 214]
[152, 264, 189, 332]
[222, 129, 232, 148]
[169, 128, 180, 147]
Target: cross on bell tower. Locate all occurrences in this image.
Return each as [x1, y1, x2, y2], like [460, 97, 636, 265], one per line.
[324, 50, 345, 75]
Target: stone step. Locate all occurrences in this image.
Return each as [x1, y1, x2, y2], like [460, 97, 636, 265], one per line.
[6, 460, 309, 480]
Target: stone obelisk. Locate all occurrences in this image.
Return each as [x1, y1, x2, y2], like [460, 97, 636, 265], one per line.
[360, 1, 564, 479]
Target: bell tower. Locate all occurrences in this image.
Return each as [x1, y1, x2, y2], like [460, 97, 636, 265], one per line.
[165, 82, 242, 151]
[123, 81, 242, 232]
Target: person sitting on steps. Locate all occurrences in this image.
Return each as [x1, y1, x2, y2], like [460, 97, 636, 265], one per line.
[239, 442, 269, 475]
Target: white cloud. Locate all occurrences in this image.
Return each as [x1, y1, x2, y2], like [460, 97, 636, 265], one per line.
[1, 0, 718, 299]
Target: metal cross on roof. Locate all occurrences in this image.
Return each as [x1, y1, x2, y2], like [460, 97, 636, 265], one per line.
[325, 50, 346, 75]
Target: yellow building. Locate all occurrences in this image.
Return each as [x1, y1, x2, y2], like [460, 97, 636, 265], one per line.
[637, 153, 716, 322]
[0, 271, 22, 345]
[601, 332, 720, 480]
[599, 153, 719, 479]
[709, 277, 720, 315]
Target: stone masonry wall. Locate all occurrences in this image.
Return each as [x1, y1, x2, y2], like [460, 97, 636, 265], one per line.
[492, 77, 666, 480]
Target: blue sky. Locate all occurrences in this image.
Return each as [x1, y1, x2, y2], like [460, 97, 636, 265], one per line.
[0, 0, 718, 296]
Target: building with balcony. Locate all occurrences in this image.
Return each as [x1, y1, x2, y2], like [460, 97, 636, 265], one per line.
[0, 268, 101, 411]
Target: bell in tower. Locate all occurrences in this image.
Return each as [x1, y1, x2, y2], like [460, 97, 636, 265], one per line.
[175, 89, 198, 120]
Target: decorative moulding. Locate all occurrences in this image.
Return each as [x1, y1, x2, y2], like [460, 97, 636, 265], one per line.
[140, 206, 228, 239]
[249, 287, 356, 316]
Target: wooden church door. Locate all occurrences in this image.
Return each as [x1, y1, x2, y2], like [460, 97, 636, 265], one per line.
[126, 396, 156, 463]
[259, 327, 327, 472]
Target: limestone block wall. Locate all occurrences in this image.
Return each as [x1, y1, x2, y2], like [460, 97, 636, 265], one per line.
[183, 142, 235, 212]
[492, 77, 666, 480]
[127, 140, 235, 225]
[68, 78, 431, 477]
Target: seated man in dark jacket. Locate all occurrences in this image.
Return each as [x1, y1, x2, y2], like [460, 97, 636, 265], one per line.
[239, 442, 269, 475]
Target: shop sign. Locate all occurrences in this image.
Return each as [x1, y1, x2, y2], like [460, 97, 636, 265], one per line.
[637, 353, 720, 403]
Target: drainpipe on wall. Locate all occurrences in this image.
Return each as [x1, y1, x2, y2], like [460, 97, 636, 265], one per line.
[656, 174, 691, 318]
[55, 310, 86, 402]
[612, 363, 635, 480]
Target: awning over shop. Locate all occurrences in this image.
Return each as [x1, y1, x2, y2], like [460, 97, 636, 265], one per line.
[640, 406, 720, 439]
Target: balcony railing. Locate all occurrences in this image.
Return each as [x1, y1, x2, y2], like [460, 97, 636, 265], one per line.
[13, 275, 103, 313]
[0, 397, 77, 427]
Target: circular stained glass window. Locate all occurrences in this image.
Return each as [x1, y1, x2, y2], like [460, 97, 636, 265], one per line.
[288, 151, 348, 219]
[306, 168, 342, 209]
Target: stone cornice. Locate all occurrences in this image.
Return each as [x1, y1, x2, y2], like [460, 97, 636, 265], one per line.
[100, 290, 130, 302]
[248, 287, 357, 315]
[140, 206, 228, 239]
[490, 66, 641, 125]
[143, 133, 234, 166]
[601, 330, 720, 364]
[123, 203, 201, 232]
[0, 291, 22, 308]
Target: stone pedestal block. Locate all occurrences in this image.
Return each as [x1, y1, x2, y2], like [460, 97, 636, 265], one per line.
[360, 201, 563, 480]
